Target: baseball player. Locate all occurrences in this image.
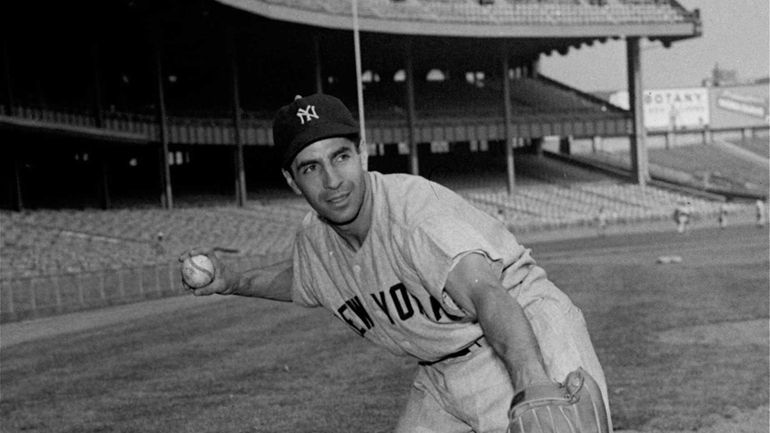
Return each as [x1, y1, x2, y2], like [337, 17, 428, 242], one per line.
[756, 199, 767, 227]
[674, 200, 691, 234]
[181, 93, 612, 433]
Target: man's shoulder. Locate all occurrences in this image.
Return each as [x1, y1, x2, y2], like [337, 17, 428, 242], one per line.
[371, 171, 467, 228]
[295, 210, 327, 239]
[371, 171, 451, 200]
[370, 171, 426, 188]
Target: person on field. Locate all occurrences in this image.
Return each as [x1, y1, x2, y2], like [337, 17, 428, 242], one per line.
[674, 200, 692, 234]
[596, 206, 609, 236]
[756, 199, 767, 227]
[180, 93, 611, 433]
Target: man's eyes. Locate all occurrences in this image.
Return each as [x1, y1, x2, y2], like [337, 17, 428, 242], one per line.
[335, 152, 351, 162]
[299, 152, 352, 175]
[300, 164, 317, 175]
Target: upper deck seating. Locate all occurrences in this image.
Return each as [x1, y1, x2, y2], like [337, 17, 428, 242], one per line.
[363, 76, 614, 121]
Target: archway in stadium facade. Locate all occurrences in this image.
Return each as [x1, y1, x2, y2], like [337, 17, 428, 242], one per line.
[0, 0, 700, 210]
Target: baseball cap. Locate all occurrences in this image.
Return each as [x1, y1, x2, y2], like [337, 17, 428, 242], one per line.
[272, 93, 359, 170]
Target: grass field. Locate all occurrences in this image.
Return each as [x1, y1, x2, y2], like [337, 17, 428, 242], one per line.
[1, 225, 768, 433]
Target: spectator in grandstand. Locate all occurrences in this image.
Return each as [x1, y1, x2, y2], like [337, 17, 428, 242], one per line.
[153, 231, 165, 255]
[495, 207, 506, 223]
[180, 93, 611, 432]
[756, 199, 767, 227]
[718, 203, 728, 229]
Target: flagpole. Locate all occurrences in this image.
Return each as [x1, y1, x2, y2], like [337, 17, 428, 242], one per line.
[351, 0, 367, 166]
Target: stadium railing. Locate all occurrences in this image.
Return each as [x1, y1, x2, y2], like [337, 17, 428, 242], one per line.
[0, 253, 287, 324]
[1, 204, 305, 280]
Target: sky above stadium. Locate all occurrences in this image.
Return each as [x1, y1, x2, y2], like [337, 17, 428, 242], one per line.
[539, 0, 770, 92]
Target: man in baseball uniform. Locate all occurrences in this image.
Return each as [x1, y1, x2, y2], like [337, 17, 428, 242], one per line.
[181, 93, 612, 433]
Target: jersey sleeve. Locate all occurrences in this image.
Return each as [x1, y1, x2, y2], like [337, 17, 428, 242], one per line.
[402, 213, 507, 315]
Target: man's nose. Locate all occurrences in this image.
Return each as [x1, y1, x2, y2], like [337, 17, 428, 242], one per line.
[323, 166, 343, 189]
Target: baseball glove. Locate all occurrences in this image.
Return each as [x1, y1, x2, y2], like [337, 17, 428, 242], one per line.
[507, 368, 610, 433]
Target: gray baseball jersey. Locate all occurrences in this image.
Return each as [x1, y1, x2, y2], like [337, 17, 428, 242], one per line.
[291, 171, 570, 363]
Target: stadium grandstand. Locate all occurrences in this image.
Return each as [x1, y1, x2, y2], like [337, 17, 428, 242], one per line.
[570, 138, 769, 197]
[3, 0, 767, 322]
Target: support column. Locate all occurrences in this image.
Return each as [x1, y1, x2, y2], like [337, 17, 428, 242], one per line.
[91, 42, 110, 210]
[592, 135, 602, 153]
[404, 39, 418, 176]
[741, 127, 753, 145]
[95, 150, 111, 210]
[701, 125, 711, 145]
[228, 28, 247, 207]
[11, 152, 23, 211]
[153, 33, 173, 209]
[626, 37, 649, 186]
[532, 138, 544, 158]
[91, 43, 104, 128]
[665, 130, 674, 149]
[102, 155, 111, 209]
[313, 34, 323, 94]
[501, 42, 515, 195]
[530, 58, 540, 79]
[2, 37, 14, 115]
[559, 136, 572, 155]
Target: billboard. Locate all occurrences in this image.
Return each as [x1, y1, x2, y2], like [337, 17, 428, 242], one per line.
[608, 88, 711, 131]
[709, 84, 769, 130]
[642, 88, 710, 131]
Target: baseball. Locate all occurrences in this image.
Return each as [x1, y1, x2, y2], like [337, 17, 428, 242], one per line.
[182, 254, 215, 288]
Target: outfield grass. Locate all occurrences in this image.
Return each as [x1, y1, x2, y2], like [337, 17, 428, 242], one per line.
[1, 225, 768, 433]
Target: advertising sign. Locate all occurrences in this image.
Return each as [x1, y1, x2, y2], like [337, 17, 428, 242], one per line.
[642, 88, 710, 131]
[709, 84, 769, 130]
[607, 88, 711, 131]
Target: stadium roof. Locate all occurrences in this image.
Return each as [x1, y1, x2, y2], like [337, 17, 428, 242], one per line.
[216, 0, 701, 39]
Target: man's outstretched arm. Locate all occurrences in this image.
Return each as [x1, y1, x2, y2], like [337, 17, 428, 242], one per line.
[444, 252, 550, 392]
[179, 248, 293, 302]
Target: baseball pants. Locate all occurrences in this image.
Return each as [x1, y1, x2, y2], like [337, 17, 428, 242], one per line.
[394, 286, 611, 433]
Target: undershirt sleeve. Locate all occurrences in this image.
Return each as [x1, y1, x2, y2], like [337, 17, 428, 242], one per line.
[290, 239, 321, 307]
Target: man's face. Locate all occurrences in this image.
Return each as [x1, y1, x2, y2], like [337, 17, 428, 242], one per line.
[283, 137, 367, 226]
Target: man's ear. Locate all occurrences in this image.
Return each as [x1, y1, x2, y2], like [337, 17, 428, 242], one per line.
[282, 169, 302, 195]
[359, 138, 369, 171]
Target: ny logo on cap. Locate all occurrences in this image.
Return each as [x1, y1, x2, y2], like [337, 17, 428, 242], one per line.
[296, 105, 319, 125]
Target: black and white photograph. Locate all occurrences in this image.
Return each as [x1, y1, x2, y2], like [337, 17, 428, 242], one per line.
[1, 1, 768, 432]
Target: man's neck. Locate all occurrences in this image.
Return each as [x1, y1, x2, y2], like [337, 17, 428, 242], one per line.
[330, 174, 373, 251]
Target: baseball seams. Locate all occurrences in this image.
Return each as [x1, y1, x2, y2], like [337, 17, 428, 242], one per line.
[183, 255, 215, 288]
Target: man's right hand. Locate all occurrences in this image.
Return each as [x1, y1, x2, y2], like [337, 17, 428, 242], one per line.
[178, 248, 236, 296]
